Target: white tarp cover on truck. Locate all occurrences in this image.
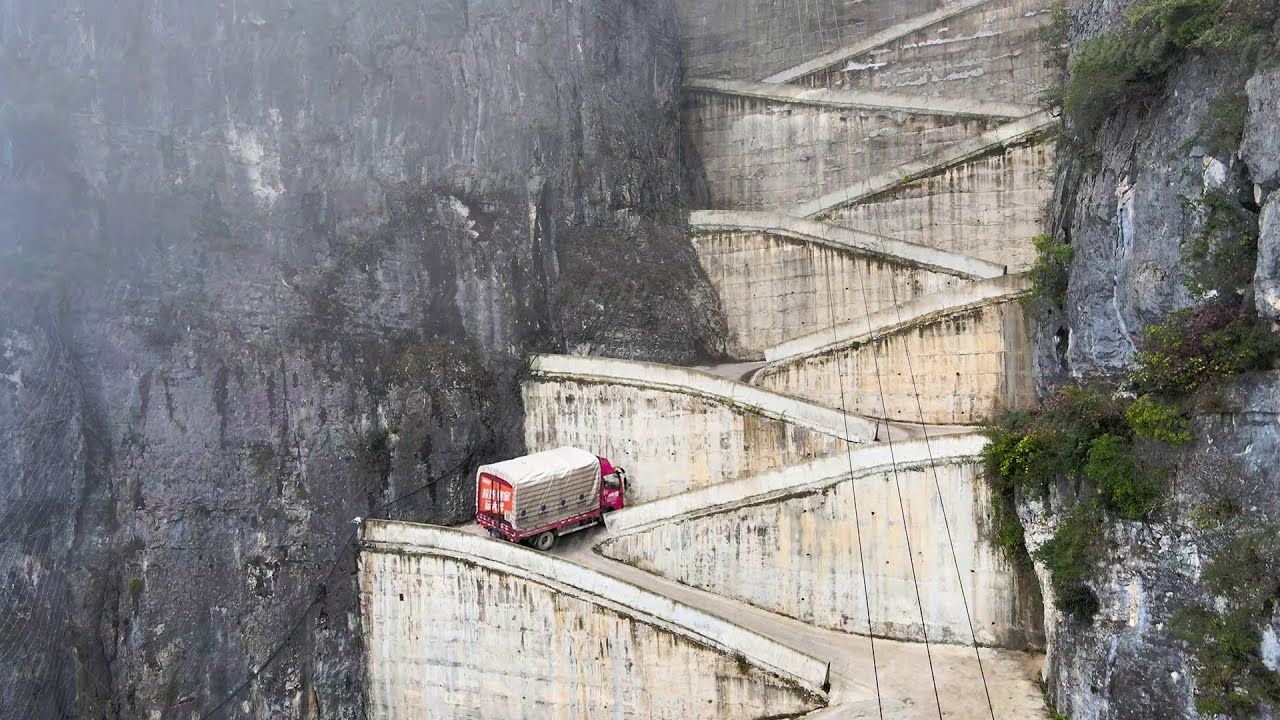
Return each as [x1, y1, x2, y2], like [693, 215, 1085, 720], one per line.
[477, 447, 600, 532]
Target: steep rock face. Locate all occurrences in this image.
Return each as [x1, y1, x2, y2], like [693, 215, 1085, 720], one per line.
[1044, 55, 1256, 382]
[1032, 2, 1280, 718]
[0, 1, 721, 718]
[1023, 374, 1280, 720]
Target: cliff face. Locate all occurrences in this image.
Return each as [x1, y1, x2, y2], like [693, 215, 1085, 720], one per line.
[0, 1, 722, 718]
[1030, 1, 1280, 718]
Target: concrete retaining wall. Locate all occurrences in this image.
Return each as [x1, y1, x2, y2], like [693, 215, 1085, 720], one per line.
[675, 0, 957, 81]
[690, 210, 1004, 359]
[598, 437, 1044, 649]
[684, 89, 1002, 211]
[821, 141, 1054, 271]
[755, 276, 1034, 425]
[792, 111, 1054, 219]
[791, 0, 1055, 104]
[359, 521, 828, 719]
[524, 354, 899, 504]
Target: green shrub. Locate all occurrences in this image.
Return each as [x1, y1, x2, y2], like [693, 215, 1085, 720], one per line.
[1195, 89, 1251, 156]
[1125, 395, 1193, 444]
[1084, 434, 1161, 519]
[1036, 504, 1104, 619]
[1131, 305, 1280, 395]
[1180, 190, 1260, 300]
[1171, 529, 1280, 717]
[1064, 0, 1279, 137]
[1038, 2, 1071, 109]
[1065, 33, 1164, 138]
[1027, 233, 1074, 312]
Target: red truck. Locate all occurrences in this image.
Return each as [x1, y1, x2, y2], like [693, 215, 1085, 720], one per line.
[475, 446, 627, 551]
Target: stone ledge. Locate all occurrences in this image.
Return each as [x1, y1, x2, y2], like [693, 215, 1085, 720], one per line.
[529, 353, 889, 442]
[762, 0, 1000, 84]
[792, 111, 1057, 218]
[601, 434, 989, 537]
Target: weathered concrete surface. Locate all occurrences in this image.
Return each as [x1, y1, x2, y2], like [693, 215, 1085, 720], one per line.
[820, 141, 1055, 271]
[675, 0, 965, 82]
[762, 0, 993, 84]
[523, 354, 927, 504]
[598, 436, 1044, 649]
[690, 210, 1005, 358]
[556, 526, 1050, 719]
[755, 275, 1034, 425]
[358, 521, 827, 719]
[686, 77, 1038, 119]
[685, 89, 1005, 211]
[792, 111, 1055, 219]
[790, 0, 1055, 105]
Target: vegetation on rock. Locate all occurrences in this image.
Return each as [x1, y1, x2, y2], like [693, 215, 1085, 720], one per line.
[1171, 529, 1280, 717]
[983, 385, 1193, 619]
[1026, 233, 1074, 313]
[1131, 305, 1280, 395]
[1063, 0, 1279, 137]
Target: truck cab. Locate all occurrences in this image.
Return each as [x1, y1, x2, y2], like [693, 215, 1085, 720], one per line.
[599, 456, 626, 512]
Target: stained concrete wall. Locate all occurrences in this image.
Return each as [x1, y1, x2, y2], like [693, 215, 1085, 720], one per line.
[754, 276, 1034, 425]
[523, 354, 895, 504]
[792, 111, 1053, 219]
[359, 521, 827, 719]
[599, 436, 1044, 649]
[689, 210, 1006, 359]
[793, 0, 1055, 104]
[684, 89, 1002, 211]
[820, 141, 1054, 271]
[675, 0, 957, 81]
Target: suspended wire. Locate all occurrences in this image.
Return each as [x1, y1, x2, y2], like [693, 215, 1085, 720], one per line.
[798, 1, 1013, 717]
[841, 239, 946, 720]
[820, 257, 885, 720]
[873, 222, 1000, 720]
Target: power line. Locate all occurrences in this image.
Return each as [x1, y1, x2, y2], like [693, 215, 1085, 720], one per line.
[875, 227, 999, 720]
[820, 257, 885, 719]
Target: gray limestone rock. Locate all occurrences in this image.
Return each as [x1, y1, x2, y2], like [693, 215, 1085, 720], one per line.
[1245, 65, 1280, 195]
[0, 1, 721, 718]
[1257, 197, 1280, 321]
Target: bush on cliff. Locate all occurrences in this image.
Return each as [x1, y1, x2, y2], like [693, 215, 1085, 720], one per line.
[1171, 528, 1280, 717]
[983, 385, 1197, 618]
[1064, 0, 1279, 137]
[1130, 305, 1280, 395]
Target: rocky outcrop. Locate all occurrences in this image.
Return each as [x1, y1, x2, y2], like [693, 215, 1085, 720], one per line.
[1023, 373, 1280, 720]
[0, 1, 721, 718]
[1244, 65, 1280, 196]
[1031, 3, 1280, 719]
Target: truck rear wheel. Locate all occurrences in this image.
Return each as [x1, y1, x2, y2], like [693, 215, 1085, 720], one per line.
[533, 531, 556, 552]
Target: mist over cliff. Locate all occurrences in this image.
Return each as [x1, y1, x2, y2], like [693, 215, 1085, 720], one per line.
[0, 1, 722, 717]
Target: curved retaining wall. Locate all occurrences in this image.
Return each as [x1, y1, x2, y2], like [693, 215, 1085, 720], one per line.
[755, 275, 1034, 425]
[599, 436, 1044, 649]
[791, 111, 1054, 219]
[820, 141, 1055, 272]
[690, 210, 1005, 359]
[524, 354, 917, 504]
[684, 89, 1003, 212]
[788, 0, 1054, 104]
[359, 521, 828, 719]
[676, 0, 957, 82]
